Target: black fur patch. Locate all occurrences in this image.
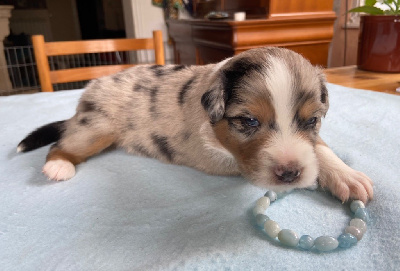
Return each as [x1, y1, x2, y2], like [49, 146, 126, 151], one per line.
[81, 101, 96, 112]
[133, 144, 152, 157]
[201, 88, 225, 124]
[133, 83, 152, 92]
[80, 100, 109, 117]
[113, 73, 124, 83]
[200, 89, 213, 111]
[79, 117, 89, 125]
[150, 65, 167, 77]
[151, 134, 174, 161]
[150, 86, 159, 103]
[126, 122, 135, 130]
[18, 120, 65, 152]
[226, 96, 245, 107]
[150, 86, 159, 117]
[179, 77, 195, 105]
[320, 83, 328, 104]
[222, 58, 263, 102]
[172, 65, 186, 71]
[182, 132, 192, 141]
[201, 58, 264, 124]
[133, 83, 142, 92]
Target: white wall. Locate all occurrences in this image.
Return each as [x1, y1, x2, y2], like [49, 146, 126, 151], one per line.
[122, 0, 173, 63]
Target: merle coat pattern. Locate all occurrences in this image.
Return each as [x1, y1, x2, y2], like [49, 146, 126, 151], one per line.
[18, 47, 373, 203]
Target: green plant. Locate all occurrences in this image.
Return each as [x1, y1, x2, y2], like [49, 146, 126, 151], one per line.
[349, 0, 400, 15]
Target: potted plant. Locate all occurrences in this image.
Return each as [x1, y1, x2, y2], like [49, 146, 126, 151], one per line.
[349, 0, 400, 72]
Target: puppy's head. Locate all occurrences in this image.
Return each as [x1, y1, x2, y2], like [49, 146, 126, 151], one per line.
[202, 47, 329, 192]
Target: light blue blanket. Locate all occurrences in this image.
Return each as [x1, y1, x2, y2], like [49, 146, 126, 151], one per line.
[0, 84, 399, 270]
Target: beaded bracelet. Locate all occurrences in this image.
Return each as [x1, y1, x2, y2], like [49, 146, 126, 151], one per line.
[253, 191, 370, 252]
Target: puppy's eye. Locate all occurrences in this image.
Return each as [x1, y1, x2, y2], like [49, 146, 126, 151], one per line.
[244, 118, 260, 127]
[305, 117, 317, 127]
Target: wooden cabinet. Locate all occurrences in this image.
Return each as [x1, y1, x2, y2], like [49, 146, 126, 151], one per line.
[168, 0, 336, 66]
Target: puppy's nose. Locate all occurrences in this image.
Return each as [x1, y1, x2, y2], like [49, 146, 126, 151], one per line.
[274, 164, 301, 183]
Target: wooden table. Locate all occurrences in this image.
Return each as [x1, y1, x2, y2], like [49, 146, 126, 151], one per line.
[168, 0, 336, 67]
[325, 65, 400, 96]
[168, 16, 336, 67]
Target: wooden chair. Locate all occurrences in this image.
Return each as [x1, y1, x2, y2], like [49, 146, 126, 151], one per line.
[32, 30, 165, 92]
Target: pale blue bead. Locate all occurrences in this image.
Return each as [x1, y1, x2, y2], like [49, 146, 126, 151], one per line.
[255, 214, 270, 227]
[338, 233, 358, 248]
[314, 236, 339, 252]
[278, 229, 300, 247]
[355, 208, 370, 223]
[299, 235, 314, 250]
[350, 200, 365, 213]
[264, 191, 277, 202]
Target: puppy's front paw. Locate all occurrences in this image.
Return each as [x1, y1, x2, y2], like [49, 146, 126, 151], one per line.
[42, 159, 76, 181]
[320, 167, 373, 204]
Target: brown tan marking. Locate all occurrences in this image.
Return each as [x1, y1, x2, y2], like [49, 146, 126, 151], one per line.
[213, 119, 274, 177]
[225, 94, 276, 125]
[47, 134, 116, 165]
[246, 95, 276, 127]
[297, 98, 320, 121]
[294, 92, 327, 145]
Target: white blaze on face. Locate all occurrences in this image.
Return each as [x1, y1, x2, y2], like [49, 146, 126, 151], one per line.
[263, 56, 318, 187]
[265, 56, 293, 139]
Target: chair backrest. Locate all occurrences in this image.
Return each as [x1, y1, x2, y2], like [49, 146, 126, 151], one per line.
[32, 30, 165, 92]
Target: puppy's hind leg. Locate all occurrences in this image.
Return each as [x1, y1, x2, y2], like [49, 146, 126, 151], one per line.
[43, 123, 116, 181]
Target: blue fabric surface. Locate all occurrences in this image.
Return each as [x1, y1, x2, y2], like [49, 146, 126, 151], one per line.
[0, 84, 399, 270]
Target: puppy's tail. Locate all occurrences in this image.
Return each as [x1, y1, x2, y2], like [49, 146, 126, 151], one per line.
[17, 120, 66, 153]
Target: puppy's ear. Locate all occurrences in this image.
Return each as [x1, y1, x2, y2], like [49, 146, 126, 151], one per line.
[201, 56, 262, 123]
[319, 73, 329, 116]
[201, 73, 226, 123]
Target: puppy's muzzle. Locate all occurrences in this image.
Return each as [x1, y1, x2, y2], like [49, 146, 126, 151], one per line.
[274, 163, 302, 183]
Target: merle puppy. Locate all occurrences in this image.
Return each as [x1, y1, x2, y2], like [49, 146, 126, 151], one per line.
[18, 47, 373, 203]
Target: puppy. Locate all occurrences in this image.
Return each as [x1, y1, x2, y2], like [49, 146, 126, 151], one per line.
[17, 47, 373, 203]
